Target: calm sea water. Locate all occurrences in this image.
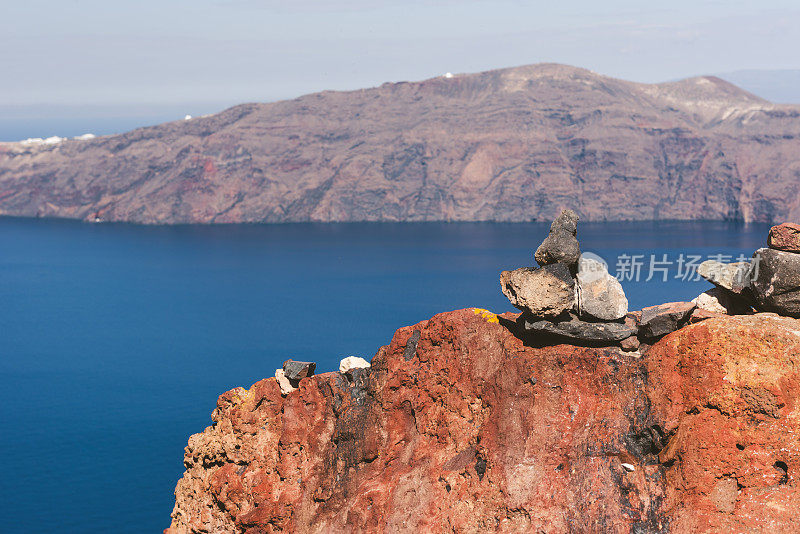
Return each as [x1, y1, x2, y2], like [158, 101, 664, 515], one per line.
[0, 218, 769, 532]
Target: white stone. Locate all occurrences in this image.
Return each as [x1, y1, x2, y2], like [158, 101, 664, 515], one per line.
[575, 255, 628, 321]
[339, 356, 370, 374]
[621, 463, 636, 472]
[692, 287, 751, 315]
[275, 368, 296, 395]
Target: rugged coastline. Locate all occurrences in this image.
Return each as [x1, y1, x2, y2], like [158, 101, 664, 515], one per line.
[165, 219, 800, 533]
[3, 64, 800, 225]
[165, 308, 800, 533]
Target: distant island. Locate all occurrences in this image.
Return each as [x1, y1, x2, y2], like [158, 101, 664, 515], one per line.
[1, 63, 799, 224]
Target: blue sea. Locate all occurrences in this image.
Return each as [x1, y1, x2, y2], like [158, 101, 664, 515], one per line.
[0, 218, 770, 532]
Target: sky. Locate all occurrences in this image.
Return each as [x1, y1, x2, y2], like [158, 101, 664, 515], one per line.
[3, 0, 800, 134]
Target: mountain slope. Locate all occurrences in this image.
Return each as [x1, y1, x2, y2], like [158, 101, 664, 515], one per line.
[2, 63, 800, 224]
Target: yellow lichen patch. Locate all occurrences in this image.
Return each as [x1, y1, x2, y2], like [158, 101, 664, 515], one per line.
[472, 308, 499, 323]
[230, 386, 253, 406]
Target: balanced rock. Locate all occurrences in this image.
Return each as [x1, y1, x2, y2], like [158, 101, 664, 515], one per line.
[692, 288, 751, 315]
[339, 356, 370, 375]
[750, 248, 800, 317]
[520, 314, 636, 343]
[768, 223, 800, 253]
[500, 263, 575, 318]
[575, 255, 628, 321]
[535, 209, 580, 269]
[282, 359, 316, 381]
[697, 260, 752, 294]
[639, 301, 696, 338]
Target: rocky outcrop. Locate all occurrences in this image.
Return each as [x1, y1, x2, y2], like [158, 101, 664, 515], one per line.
[2, 64, 800, 224]
[166, 308, 800, 533]
[645, 313, 800, 532]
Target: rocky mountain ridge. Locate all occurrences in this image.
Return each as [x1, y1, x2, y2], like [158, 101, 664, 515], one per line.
[2, 63, 800, 224]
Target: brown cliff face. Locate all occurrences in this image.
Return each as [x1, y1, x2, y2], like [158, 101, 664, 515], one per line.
[166, 309, 800, 533]
[3, 64, 800, 224]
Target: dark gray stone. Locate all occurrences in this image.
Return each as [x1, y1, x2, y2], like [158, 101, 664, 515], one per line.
[282, 359, 316, 381]
[639, 302, 696, 338]
[403, 330, 421, 361]
[521, 315, 636, 342]
[697, 260, 753, 295]
[535, 209, 581, 268]
[751, 248, 800, 317]
[500, 263, 575, 318]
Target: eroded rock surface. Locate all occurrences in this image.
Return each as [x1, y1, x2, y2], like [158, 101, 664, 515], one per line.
[166, 308, 800, 533]
[645, 314, 800, 532]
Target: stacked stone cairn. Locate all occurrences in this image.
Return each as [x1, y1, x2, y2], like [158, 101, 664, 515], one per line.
[695, 222, 800, 318]
[498, 217, 800, 352]
[500, 210, 640, 349]
[498, 210, 778, 350]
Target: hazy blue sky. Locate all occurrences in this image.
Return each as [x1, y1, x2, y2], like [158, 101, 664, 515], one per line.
[4, 0, 800, 108]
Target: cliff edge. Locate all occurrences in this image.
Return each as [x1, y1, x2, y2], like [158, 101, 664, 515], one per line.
[165, 308, 800, 533]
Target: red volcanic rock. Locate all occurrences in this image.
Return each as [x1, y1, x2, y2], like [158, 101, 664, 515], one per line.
[166, 309, 800, 533]
[646, 314, 800, 532]
[768, 223, 800, 252]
